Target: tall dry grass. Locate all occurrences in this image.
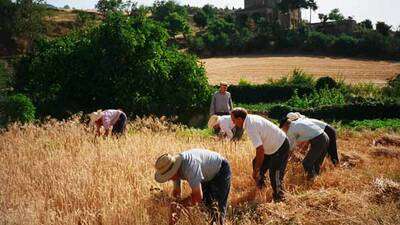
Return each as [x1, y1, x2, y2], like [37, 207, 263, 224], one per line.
[0, 117, 399, 225]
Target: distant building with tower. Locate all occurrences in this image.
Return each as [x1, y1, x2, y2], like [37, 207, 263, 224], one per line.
[239, 0, 302, 28]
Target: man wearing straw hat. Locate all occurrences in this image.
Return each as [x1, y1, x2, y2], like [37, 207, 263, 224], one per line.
[207, 115, 243, 141]
[210, 81, 233, 116]
[230, 107, 290, 202]
[154, 149, 231, 225]
[89, 109, 127, 137]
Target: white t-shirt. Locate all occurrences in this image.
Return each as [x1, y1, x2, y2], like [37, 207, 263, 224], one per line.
[218, 115, 234, 139]
[244, 114, 287, 155]
[287, 119, 324, 150]
[305, 118, 328, 130]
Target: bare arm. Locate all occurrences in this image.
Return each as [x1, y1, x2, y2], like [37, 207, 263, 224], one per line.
[252, 145, 265, 181]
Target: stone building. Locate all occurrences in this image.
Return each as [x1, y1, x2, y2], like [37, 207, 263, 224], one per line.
[240, 0, 302, 28]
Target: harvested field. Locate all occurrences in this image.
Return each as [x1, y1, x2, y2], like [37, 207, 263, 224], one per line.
[202, 54, 400, 85]
[0, 117, 399, 224]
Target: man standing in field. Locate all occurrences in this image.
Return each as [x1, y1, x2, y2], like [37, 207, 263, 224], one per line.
[89, 109, 127, 137]
[230, 108, 290, 202]
[210, 82, 233, 116]
[154, 149, 231, 225]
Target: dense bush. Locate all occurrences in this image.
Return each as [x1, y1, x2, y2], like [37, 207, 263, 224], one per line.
[331, 35, 358, 56]
[303, 32, 333, 51]
[0, 94, 35, 126]
[286, 89, 346, 108]
[267, 102, 400, 121]
[315, 76, 338, 90]
[384, 74, 400, 98]
[13, 13, 210, 119]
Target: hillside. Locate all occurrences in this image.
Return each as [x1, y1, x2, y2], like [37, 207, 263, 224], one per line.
[0, 118, 399, 224]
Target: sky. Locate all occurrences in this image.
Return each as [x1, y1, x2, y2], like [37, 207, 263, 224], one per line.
[47, 0, 400, 28]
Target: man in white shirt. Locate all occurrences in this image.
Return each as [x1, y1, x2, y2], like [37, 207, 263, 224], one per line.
[207, 115, 243, 140]
[287, 112, 339, 166]
[230, 108, 290, 202]
[279, 117, 329, 179]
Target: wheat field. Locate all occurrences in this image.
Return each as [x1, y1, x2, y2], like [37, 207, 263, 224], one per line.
[0, 117, 399, 225]
[202, 54, 400, 85]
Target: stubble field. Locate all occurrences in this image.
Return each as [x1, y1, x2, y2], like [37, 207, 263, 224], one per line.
[0, 117, 399, 225]
[202, 54, 400, 85]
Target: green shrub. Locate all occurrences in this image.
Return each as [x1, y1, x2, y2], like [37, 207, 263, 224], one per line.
[271, 69, 315, 87]
[350, 83, 383, 99]
[304, 32, 333, 51]
[347, 119, 400, 131]
[0, 62, 9, 90]
[14, 13, 210, 119]
[315, 76, 337, 90]
[383, 74, 400, 98]
[0, 94, 35, 125]
[357, 30, 389, 56]
[331, 34, 358, 56]
[286, 89, 346, 108]
[267, 102, 400, 121]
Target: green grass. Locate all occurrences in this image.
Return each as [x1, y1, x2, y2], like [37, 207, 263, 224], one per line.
[343, 119, 400, 132]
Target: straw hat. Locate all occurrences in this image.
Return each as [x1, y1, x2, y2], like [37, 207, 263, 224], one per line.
[154, 154, 183, 183]
[89, 110, 104, 125]
[286, 112, 305, 121]
[207, 115, 220, 129]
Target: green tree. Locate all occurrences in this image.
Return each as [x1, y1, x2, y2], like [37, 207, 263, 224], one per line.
[14, 13, 210, 119]
[193, 5, 217, 28]
[152, 0, 188, 22]
[359, 19, 373, 30]
[376, 21, 392, 36]
[164, 12, 190, 38]
[328, 8, 345, 22]
[95, 0, 123, 15]
[0, 94, 36, 125]
[63, 4, 70, 9]
[2, 0, 47, 53]
[278, 0, 318, 12]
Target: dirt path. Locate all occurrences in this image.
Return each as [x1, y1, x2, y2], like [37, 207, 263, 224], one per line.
[202, 54, 400, 85]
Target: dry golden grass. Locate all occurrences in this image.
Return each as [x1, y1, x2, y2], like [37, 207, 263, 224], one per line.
[0, 117, 399, 225]
[202, 54, 400, 85]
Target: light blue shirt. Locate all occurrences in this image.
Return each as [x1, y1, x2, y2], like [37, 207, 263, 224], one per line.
[174, 149, 223, 189]
[287, 119, 324, 150]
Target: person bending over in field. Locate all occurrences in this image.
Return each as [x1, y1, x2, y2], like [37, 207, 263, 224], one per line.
[207, 115, 243, 141]
[279, 116, 330, 180]
[154, 149, 231, 225]
[230, 108, 290, 202]
[286, 112, 339, 166]
[89, 109, 127, 137]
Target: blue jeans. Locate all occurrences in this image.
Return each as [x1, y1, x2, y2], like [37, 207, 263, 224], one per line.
[202, 159, 231, 225]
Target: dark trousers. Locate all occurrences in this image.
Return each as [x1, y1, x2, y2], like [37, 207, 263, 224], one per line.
[252, 138, 290, 202]
[111, 113, 127, 135]
[324, 125, 339, 165]
[303, 133, 329, 178]
[202, 159, 231, 225]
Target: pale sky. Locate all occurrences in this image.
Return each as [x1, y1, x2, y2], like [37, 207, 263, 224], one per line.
[47, 0, 400, 28]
